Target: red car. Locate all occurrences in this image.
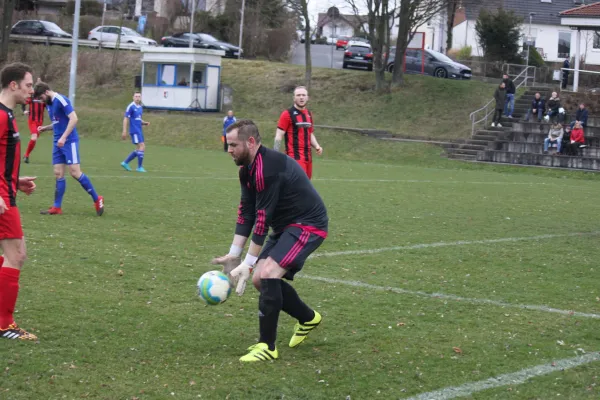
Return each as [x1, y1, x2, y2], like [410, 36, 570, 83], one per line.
[336, 36, 350, 50]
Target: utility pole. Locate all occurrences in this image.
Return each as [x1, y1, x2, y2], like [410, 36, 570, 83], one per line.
[238, 0, 245, 59]
[69, 0, 82, 104]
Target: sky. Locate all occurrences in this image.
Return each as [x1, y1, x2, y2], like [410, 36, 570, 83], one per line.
[308, 0, 368, 21]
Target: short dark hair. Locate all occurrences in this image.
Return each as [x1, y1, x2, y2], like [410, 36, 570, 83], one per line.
[226, 119, 261, 143]
[134, 91, 141, 95]
[1, 62, 33, 89]
[33, 81, 51, 98]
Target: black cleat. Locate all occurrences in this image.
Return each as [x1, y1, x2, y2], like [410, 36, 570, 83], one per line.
[23, 156, 29, 164]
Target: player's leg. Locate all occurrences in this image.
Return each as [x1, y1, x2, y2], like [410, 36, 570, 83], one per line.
[24, 121, 40, 163]
[297, 160, 312, 179]
[121, 133, 140, 171]
[68, 156, 104, 216]
[0, 209, 36, 340]
[135, 141, 146, 172]
[41, 152, 66, 215]
[266, 226, 325, 348]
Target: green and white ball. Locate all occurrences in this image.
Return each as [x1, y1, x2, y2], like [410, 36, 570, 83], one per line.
[197, 270, 232, 305]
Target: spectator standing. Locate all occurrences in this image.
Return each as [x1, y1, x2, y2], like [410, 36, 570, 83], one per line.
[502, 74, 515, 118]
[491, 82, 506, 128]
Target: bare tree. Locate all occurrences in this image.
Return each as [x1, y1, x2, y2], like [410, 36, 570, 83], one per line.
[391, 0, 449, 86]
[346, 0, 397, 91]
[0, 0, 16, 62]
[445, 0, 458, 53]
[287, 0, 312, 90]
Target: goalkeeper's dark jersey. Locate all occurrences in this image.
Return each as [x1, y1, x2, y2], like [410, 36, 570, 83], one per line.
[235, 145, 328, 245]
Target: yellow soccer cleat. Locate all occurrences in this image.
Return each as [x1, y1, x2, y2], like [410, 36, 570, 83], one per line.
[289, 311, 322, 348]
[239, 343, 278, 362]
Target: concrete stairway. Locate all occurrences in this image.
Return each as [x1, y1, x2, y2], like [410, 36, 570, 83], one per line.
[446, 86, 552, 161]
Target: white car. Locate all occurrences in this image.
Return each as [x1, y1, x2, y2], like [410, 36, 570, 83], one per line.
[88, 26, 157, 46]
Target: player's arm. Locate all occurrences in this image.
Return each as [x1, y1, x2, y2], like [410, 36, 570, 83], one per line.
[274, 111, 290, 152]
[122, 116, 129, 139]
[212, 172, 256, 269]
[229, 174, 281, 295]
[60, 111, 78, 141]
[274, 128, 286, 152]
[310, 132, 323, 155]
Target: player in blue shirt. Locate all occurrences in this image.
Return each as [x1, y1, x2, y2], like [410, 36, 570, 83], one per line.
[34, 82, 104, 216]
[121, 92, 149, 172]
[222, 110, 236, 152]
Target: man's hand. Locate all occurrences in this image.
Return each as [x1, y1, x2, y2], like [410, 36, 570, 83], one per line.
[18, 177, 36, 196]
[143, 121, 150, 126]
[315, 146, 323, 155]
[0, 197, 8, 215]
[212, 254, 242, 288]
[37, 126, 45, 133]
[23, 111, 29, 116]
[121, 131, 127, 140]
[57, 137, 66, 148]
[229, 262, 253, 296]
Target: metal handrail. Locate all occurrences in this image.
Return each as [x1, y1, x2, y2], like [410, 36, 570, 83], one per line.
[468, 66, 535, 136]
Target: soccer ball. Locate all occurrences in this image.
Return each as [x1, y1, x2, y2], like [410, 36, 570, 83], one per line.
[197, 270, 232, 305]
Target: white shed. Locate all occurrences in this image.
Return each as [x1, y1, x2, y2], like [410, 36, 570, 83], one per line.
[140, 47, 225, 112]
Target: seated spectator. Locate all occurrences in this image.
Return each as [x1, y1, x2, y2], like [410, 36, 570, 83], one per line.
[565, 121, 586, 156]
[570, 103, 588, 129]
[525, 92, 545, 122]
[545, 92, 562, 123]
[178, 77, 189, 86]
[543, 122, 564, 154]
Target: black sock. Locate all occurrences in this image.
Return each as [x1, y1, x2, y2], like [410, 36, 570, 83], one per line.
[258, 279, 282, 351]
[281, 280, 315, 324]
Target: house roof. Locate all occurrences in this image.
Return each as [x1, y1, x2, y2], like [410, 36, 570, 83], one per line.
[317, 13, 367, 29]
[560, 2, 600, 17]
[464, 0, 586, 26]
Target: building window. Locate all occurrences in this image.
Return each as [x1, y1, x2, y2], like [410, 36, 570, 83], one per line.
[558, 31, 571, 59]
[160, 64, 176, 86]
[593, 32, 600, 49]
[143, 63, 157, 85]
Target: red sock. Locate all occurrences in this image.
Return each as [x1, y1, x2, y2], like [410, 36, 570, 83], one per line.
[25, 140, 36, 157]
[0, 267, 20, 329]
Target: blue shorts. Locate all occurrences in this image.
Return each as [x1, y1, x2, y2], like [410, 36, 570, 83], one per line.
[131, 132, 144, 144]
[52, 141, 80, 165]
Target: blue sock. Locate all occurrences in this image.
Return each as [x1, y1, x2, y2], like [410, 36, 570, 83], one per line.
[124, 151, 137, 164]
[77, 173, 99, 202]
[137, 151, 144, 168]
[54, 178, 66, 208]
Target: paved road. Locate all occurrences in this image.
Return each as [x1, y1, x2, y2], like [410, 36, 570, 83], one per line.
[290, 43, 345, 69]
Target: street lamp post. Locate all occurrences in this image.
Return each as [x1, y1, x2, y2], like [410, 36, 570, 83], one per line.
[525, 12, 535, 85]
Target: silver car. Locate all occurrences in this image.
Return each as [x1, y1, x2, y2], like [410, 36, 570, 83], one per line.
[387, 48, 472, 79]
[88, 26, 157, 46]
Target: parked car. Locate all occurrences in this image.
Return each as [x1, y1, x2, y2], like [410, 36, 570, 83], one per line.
[161, 32, 241, 58]
[326, 36, 337, 45]
[343, 43, 373, 71]
[11, 20, 71, 38]
[335, 36, 350, 49]
[88, 26, 157, 46]
[386, 48, 472, 79]
[300, 33, 316, 44]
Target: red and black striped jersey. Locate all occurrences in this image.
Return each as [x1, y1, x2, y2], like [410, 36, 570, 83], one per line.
[277, 107, 314, 162]
[0, 103, 21, 207]
[22, 95, 45, 125]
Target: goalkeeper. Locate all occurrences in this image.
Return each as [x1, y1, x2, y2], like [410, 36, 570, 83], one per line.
[212, 119, 328, 362]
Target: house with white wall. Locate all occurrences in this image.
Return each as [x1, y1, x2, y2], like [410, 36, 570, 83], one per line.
[452, 0, 600, 65]
[316, 13, 367, 39]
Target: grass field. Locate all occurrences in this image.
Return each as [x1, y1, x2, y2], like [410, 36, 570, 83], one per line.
[1, 120, 600, 399]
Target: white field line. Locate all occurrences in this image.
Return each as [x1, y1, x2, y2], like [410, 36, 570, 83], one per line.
[52, 174, 596, 188]
[402, 352, 600, 400]
[311, 231, 600, 258]
[299, 275, 600, 319]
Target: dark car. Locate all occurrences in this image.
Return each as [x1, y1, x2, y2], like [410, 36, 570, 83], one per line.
[342, 43, 373, 71]
[161, 32, 241, 58]
[386, 48, 471, 79]
[11, 20, 72, 38]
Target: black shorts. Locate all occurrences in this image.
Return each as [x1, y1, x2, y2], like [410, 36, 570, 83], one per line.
[258, 225, 326, 280]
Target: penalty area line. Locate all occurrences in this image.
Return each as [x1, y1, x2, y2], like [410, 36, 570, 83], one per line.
[299, 275, 600, 320]
[401, 352, 600, 400]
